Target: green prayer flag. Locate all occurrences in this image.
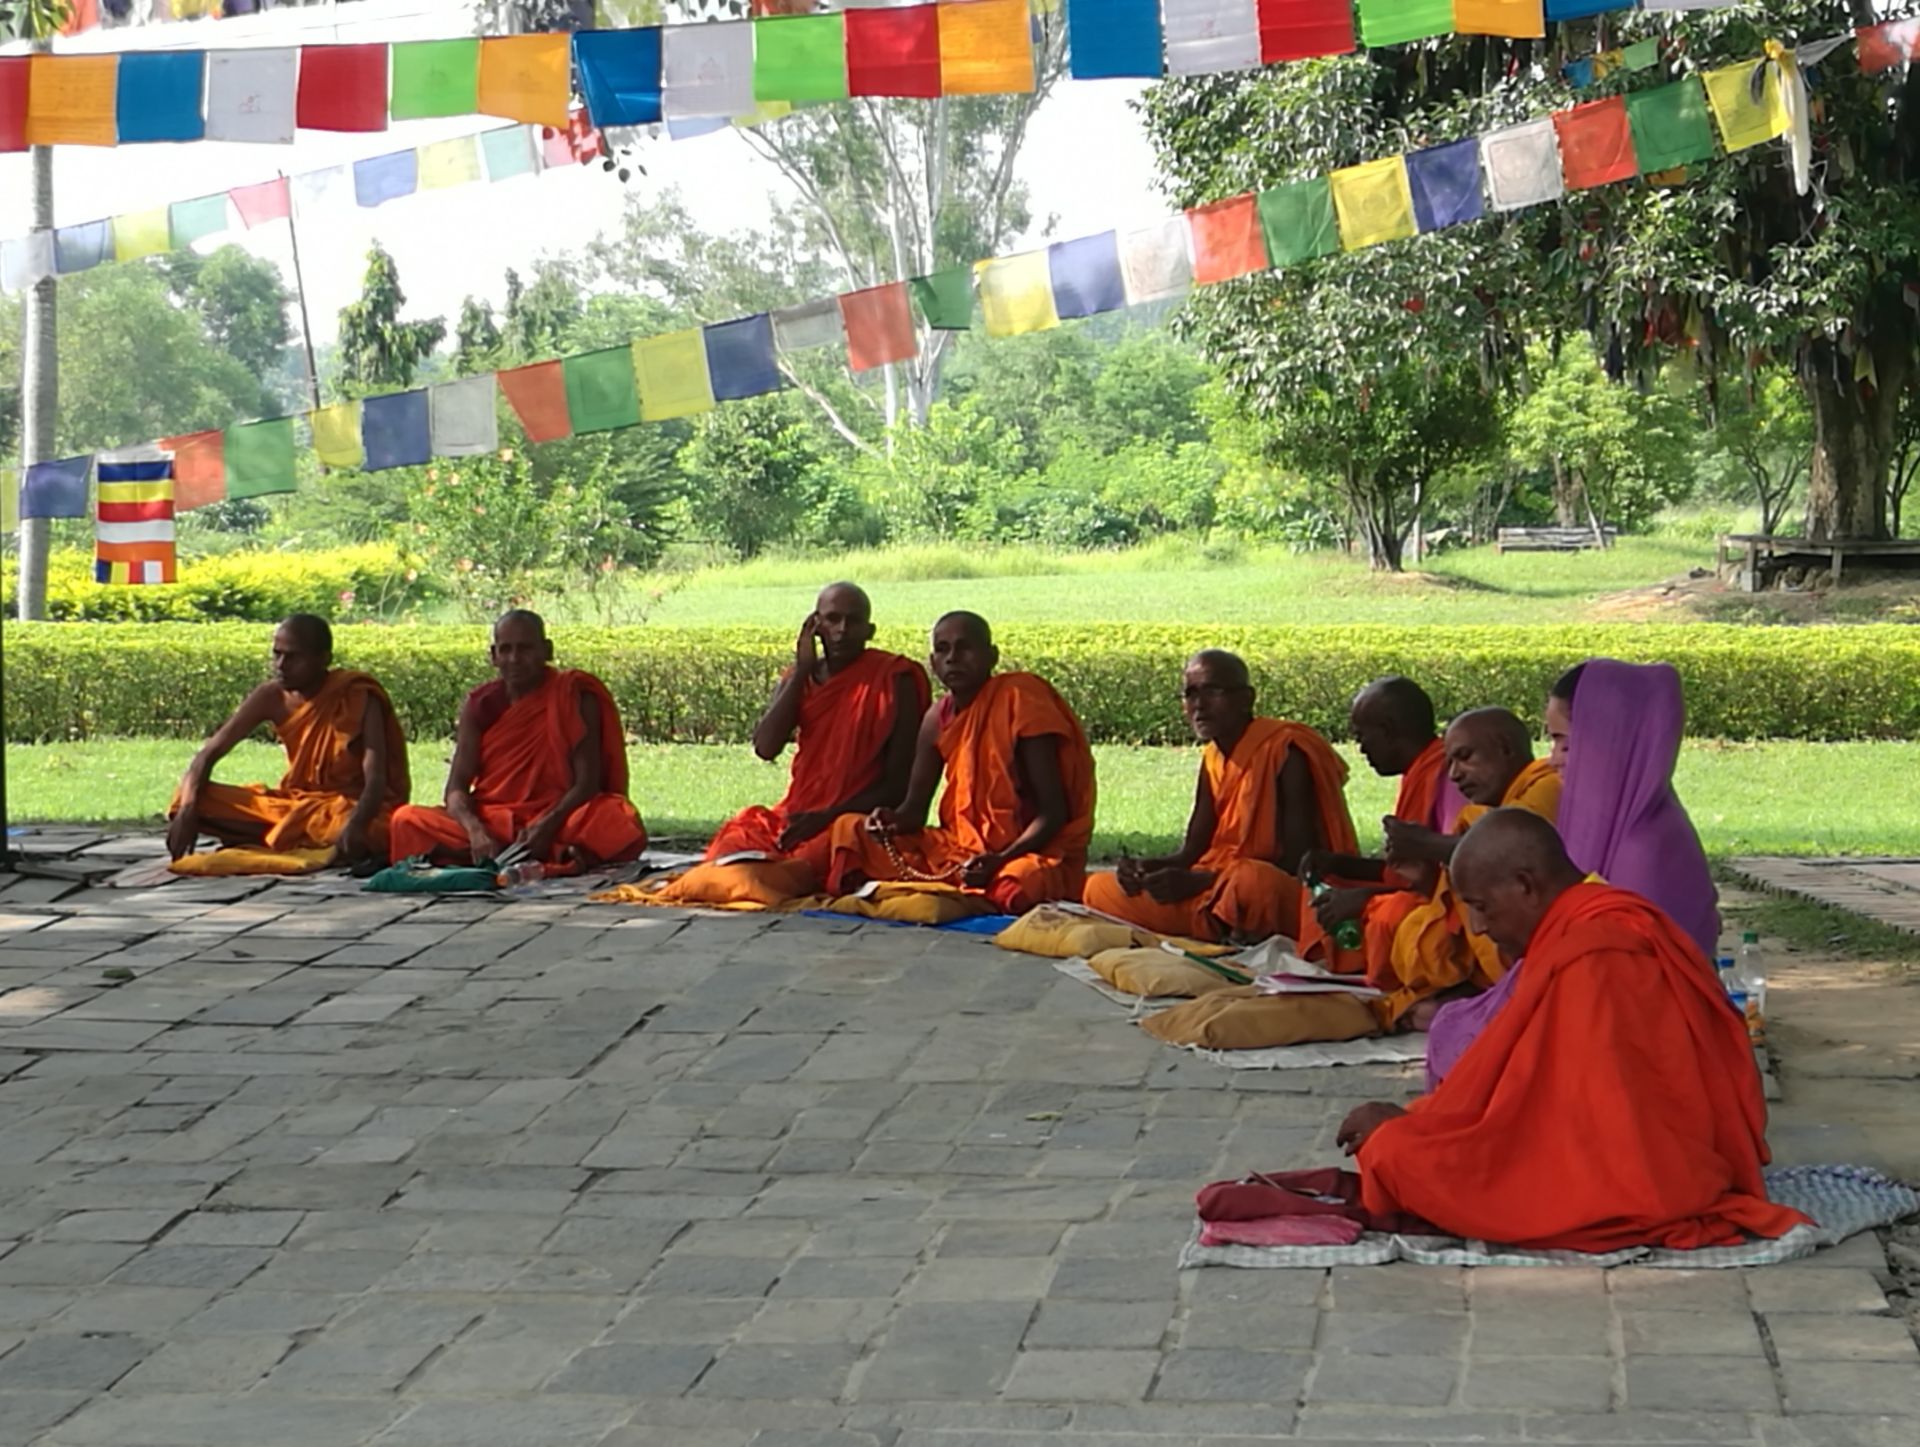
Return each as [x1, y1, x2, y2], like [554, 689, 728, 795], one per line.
[1355, 0, 1453, 48]
[752, 14, 848, 104]
[225, 418, 298, 499]
[563, 347, 641, 434]
[390, 39, 481, 121]
[1258, 178, 1340, 267]
[481, 126, 538, 180]
[169, 194, 230, 249]
[1626, 81, 1715, 175]
[1621, 37, 1660, 71]
[909, 269, 973, 331]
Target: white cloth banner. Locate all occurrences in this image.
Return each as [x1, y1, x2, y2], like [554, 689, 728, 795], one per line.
[662, 22, 756, 119]
[0, 232, 54, 296]
[1119, 217, 1194, 305]
[1164, 0, 1263, 76]
[429, 374, 500, 457]
[1481, 119, 1564, 213]
[205, 48, 298, 145]
[291, 165, 354, 219]
[771, 297, 847, 352]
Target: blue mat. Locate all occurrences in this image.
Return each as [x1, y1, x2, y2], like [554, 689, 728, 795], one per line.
[799, 909, 1017, 935]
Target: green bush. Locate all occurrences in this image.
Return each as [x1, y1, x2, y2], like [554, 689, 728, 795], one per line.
[2, 547, 438, 623]
[8, 622, 1918, 745]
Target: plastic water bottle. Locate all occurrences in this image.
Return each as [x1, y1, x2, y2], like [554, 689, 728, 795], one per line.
[1737, 931, 1768, 1044]
[1309, 879, 1363, 951]
[1717, 953, 1743, 1016]
[497, 860, 549, 890]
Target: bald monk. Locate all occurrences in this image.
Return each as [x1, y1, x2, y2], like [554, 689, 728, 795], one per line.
[166, 614, 408, 868]
[823, 611, 1096, 913]
[388, 610, 647, 868]
[704, 583, 930, 879]
[1338, 809, 1806, 1253]
[1081, 650, 1354, 943]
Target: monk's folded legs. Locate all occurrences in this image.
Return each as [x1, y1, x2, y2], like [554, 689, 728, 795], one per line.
[389, 795, 647, 867]
[1080, 871, 1215, 940]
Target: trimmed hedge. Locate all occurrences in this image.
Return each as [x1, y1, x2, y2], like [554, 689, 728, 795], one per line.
[6, 622, 1918, 744]
[1, 547, 437, 623]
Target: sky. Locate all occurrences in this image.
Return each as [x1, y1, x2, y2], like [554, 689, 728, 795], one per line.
[0, 0, 1168, 343]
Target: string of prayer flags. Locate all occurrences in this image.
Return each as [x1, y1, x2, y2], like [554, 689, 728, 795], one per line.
[576, 29, 664, 126]
[26, 53, 117, 147]
[116, 52, 204, 144]
[1555, 96, 1638, 190]
[1164, 0, 1261, 76]
[481, 125, 541, 180]
[389, 39, 480, 121]
[1403, 140, 1483, 233]
[565, 347, 643, 434]
[1330, 156, 1417, 250]
[160, 431, 226, 510]
[847, 6, 942, 97]
[938, 0, 1033, 95]
[1454, 0, 1543, 40]
[311, 402, 365, 470]
[112, 207, 171, 263]
[95, 450, 176, 585]
[976, 252, 1060, 337]
[223, 417, 298, 499]
[663, 22, 755, 118]
[229, 178, 291, 228]
[0, 233, 54, 296]
[1118, 217, 1194, 305]
[418, 136, 483, 190]
[634, 329, 716, 421]
[1260, 0, 1356, 64]
[1187, 194, 1267, 285]
[478, 35, 572, 129]
[361, 391, 431, 472]
[1703, 60, 1789, 152]
[1859, 17, 1920, 73]
[54, 221, 110, 275]
[909, 268, 975, 331]
[430, 375, 500, 456]
[1048, 232, 1126, 320]
[499, 361, 573, 443]
[170, 194, 231, 248]
[702, 315, 781, 402]
[354, 151, 419, 208]
[839, 282, 917, 372]
[205, 49, 296, 144]
[754, 14, 848, 103]
[21, 456, 92, 519]
[1, 57, 28, 153]
[1481, 118, 1564, 212]
[1257, 178, 1339, 267]
[1355, 0, 1452, 49]
[1066, 0, 1161, 78]
[296, 45, 389, 133]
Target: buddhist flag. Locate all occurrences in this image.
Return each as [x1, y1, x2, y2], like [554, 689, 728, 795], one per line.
[1118, 217, 1193, 304]
[26, 54, 118, 147]
[116, 51, 205, 144]
[224, 417, 298, 499]
[170, 194, 230, 248]
[1048, 232, 1125, 320]
[1554, 97, 1637, 190]
[754, 13, 849, 103]
[939, 0, 1034, 95]
[565, 347, 643, 434]
[848, 6, 942, 97]
[1067, 0, 1161, 79]
[112, 208, 172, 263]
[230, 178, 291, 228]
[1627, 81, 1715, 175]
[54, 221, 110, 275]
[772, 297, 847, 352]
[389, 39, 480, 121]
[910, 268, 975, 330]
[576, 29, 664, 125]
[1330, 156, 1417, 250]
[1164, 0, 1261, 75]
[840, 283, 917, 372]
[704, 315, 782, 402]
[1454, 0, 1543, 39]
[499, 361, 573, 443]
[634, 330, 716, 421]
[297, 45, 390, 133]
[1187, 194, 1267, 284]
[160, 430, 225, 510]
[206, 49, 297, 144]
[21, 455, 92, 519]
[354, 151, 418, 208]
[1, 57, 27, 153]
[362, 390, 432, 471]
[1403, 139, 1483, 232]
[1354, 0, 1450, 48]
[95, 450, 176, 586]
[479, 35, 571, 129]
[418, 135, 483, 190]
[310, 401, 365, 470]
[1703, 61, 1788, 153]
[1481, 118, 1563, 212]
[1258, 0, 1354, 63]
[430, 374, 500, 457]
[977, 252, 1060, 337]
[663, 22, 756, 118]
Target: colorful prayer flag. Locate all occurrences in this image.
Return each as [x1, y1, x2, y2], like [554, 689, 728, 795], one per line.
[291, 166, 353, 218]
[21, 455, 91, 519]
[112, 207, 172, 263]
[1067, 0, 1161, 78]
[499, 361, 573, 443]
[429, 374, 499, 457]
[1257, 0, 1355, 63]
[1454, 0, 1542, 39]
[478, 35, 572, 129]
[839, 282, 917, 372]
[1554, 96, 1637, 191]
[634, 330, 716, 421]
[1546, 0, 1627, 18]
[848, 6, 942, 97]
[230, 178, 291, 228]
[310, 402, 364, 470]
[1257, 179, 1339, 267]
[297, 45, 390, 133]
[909, 268, 974, 330]
[26, 54, 118, 147]
[160, 431, 225, 510]
[418, 135, 483, 190]
[354, 151, 418, 208]
[1403, 139, 1483, 233]
[54, 221, 110, 275]
[753, 13, 849, 103]
[224, 417, 298, 499]
[0, 233, 54, 295]
[170, 194, 230, 248]
[482, 125, 541, 181]
[564, 347, 642, 434]
[1860, 19, 1920, 74]
[576, 29, 664, 126]
[206, 48, 297, 144]
[662, 22, 756, 119]
[1187, 193, 1268, 285]
[1163, 0, 1261, 75]
[95, 450, 176, 586]
[1330, 156, 1417, 250]
[1049, 232, 1126, 320]
[389, 38, 479, 121]
[1624, 81, 1714, 176]
[1118, 217, 1193, 303]
[116, 51, 205, 144]
[703, 315, 782, 402]
[938, 0, 1034, 95]
[1703, 61, 1788, 153]
[1481, 118, 1563, 212]
[0, 57, 28, 154]
[1354, 0, 1451, 48]
[975, 252, 1059, 337]
[772, 297, 847, 353]
[360, 391, 431, 471]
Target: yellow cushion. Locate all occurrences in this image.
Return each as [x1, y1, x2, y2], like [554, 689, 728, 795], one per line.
[823, 882, 993, 926]
[598, 859, 815, 910]
[168, 846, 334, 877]
[1139, 987, 1381, 1049]
[1087, 946, 1237, 999]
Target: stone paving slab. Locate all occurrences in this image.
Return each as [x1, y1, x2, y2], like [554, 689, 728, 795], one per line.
[1728, 857, 1920, 938]
[0, 851, 1910, 1446]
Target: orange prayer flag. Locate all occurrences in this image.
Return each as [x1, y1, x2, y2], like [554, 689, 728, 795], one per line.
[478, 35, 572, 129]
[26, 54, 119, 147]
[839, 282, 917, 373]
[499, 360, 573, 443]
[1187, 194, 1268, 285]
[1453, 0, 1543, 38]
[160, 430, 226, 511]
[938, 0, 1034, 96]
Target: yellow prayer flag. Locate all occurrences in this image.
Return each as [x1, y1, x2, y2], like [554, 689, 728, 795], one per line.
[1453, 0, 1543, 39]
[418, 136, 484, 190]
[478, 35, 573, 129]
[2, 472, 18, 533]
[1703, 61, 1788, 153]
[26, 54, 119, 147]
[1329, 157, 1417, 252]
[311, 402, 365, 470]
[939, 0, 1035, 96]
[974, 252, 1058, 338]
[112, 207, 172, 263]
[633, 330, 715, 423]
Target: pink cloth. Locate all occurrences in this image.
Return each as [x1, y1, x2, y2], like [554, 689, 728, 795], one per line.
[1199, 1216, 1366, 1248]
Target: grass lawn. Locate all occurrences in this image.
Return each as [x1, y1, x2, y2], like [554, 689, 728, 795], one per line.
[13, 736, 1917, 861]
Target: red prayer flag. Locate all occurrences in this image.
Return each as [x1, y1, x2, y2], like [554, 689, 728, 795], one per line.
[58, 0, 99, 36]
[848, 6, 942, 98]
[0, 58, 27, 153]
[1258, 0, 1355, 62]
[499, 361, 573, 443]
[839, 283, 917, 373]
[1858, 20, 1920, 74]
[161, 431, 227, 511]
[1187, 194, 1269, 286]
[1554, 96, 1637, 191]
[229, 178, 291, 229]
[297, 44, 390, 133]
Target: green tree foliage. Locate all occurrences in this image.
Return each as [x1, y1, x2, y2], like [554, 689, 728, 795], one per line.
[1697, 369, 1814, 535]
[676, 396, 847, 559]
[333, 244, 446, 397]
[453, 296, 504, 374]
[159, 247, 301, 407]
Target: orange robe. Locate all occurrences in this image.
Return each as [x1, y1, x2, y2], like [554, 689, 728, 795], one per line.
[177, 670, 409, 854]
[824, 672, 1096, 914]
[705, 649, 931, 879]
[388, 668, 647, 866]
[1082, 718, 1357, 942]
[1359, 882, 1808, 1252]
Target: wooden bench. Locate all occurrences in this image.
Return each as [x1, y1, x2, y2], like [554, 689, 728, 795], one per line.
[1718, 534, 1920, 591]
[1496, 526, 1619, 553]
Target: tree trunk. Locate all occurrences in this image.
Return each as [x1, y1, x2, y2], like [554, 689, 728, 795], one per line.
[1800, 337, 1902, 542]
[16, 137, 56, 623]
[1549, 455, 1579, 527]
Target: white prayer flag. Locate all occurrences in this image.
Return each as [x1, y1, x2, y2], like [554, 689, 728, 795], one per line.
[429, 374, 500, 457]
[1481, 119, 1564, 213]
[0, 232, 55, 296]
[205, 48, 298, 145]
[1164, 0, 1263, 76]
[771, 297, 847, 353]
[1119, 218, 1194, 305]
[662, 22, 756, 119]
[1640, 0, 1717, 10]
[291, 166, 354, 219]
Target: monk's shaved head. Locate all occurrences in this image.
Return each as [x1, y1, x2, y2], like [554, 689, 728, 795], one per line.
[1351, 675, 1436, 776]
[1451, 808, 1585, 957]
[816, 582, 871, 621]
[495, 609, 546, 642]
[491, 609, 554, 696]
[812, 583, 876, 668]
[1182, 649, 1255, 746]
[1443, 707, 1534, 807]
[271, 613, 332, 694]
[934, 611, 992, 648]
[278, 613, 332, 658]
[930, 611, 997, 702]
[1185, 650, 1251, 690]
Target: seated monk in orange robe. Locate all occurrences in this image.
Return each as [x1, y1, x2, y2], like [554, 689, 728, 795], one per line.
[166, 613, 408, 868]
[388, 610, 647, 868]
[1337, 809, 1807, 1253]
[824, 611, 1096, 915]
[704, 582, 929, 882]
[1082, 649, 1354, 944]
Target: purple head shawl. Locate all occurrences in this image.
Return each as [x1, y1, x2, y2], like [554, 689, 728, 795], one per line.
[1422, 658, 1721, 1089]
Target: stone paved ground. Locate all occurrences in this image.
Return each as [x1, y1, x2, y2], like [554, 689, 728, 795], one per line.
[0, 858, 1916, 1446]
[1730, 858, 1920, 939]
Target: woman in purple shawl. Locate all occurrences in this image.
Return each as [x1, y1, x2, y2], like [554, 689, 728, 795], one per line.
[1422, 658, 1721, 1087]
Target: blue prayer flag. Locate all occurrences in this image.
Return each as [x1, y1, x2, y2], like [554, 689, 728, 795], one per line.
[54, 221, 111, 275]
[1065, 0, 1162, 79]
[704, 314, 782, 402]
[361, 390, 432, 471]
[1048, 231, 1126, 320]
[22, 456, 92, 519]
[354, 151, 419, 209]
[116, 52, 207, 144]
[1545, 0, 1629, 18]
[1405, 139, 1485, 233]
[576, 29, 664, 126]
[1562, 57, 1597, 88]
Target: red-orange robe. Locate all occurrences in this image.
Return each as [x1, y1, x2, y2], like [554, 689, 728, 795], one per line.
[176, 670, 410, 854]
[1359, 882, 1808, 1252]
[704, 649, 930, 879]
[388, 668, 647, 866]
[1082, 718, 1356, 942]
[824, 672, 1096, 914]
